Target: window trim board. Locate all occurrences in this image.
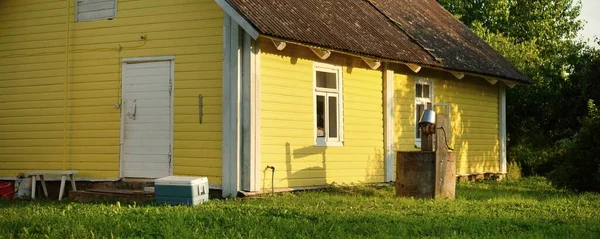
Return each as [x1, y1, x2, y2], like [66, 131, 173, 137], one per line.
[414, 77, 434, 148]
[313, 62, 344, 147]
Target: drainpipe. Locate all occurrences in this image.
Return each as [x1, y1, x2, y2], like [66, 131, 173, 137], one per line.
[62, 0, 70, 170]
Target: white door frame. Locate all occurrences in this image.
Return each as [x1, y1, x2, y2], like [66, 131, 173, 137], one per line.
[119, 56, 175, 178]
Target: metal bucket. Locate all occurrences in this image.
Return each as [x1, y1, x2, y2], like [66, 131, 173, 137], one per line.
[418, 109, 436, 127]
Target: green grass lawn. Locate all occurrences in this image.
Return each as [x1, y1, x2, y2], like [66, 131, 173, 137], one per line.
[1, 177, 599, 238]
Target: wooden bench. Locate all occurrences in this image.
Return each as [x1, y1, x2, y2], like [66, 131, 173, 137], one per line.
[25, 170, 78, 201]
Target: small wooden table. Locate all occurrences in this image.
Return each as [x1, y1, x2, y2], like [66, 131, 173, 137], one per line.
[25, 170, 78, 201]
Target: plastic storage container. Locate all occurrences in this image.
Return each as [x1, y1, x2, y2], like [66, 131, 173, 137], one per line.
[154, 176, 209, 206]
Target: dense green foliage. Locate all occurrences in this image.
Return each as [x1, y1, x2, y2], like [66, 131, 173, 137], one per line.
[439, 0, 600, 183]
[547, 101, 600, 192]
[1, 178, 599, 238]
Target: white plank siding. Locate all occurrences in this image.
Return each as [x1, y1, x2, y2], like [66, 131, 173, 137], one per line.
[122, 61, 172, 178]
[76, 0, 116, 22]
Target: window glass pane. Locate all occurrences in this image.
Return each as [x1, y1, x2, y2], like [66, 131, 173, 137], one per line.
[416, 104, 424, 139]
[328, 97, 338, 138]
[423, 85, 430, 99]
[415, 84, 423, 98]
[316, 95, 326, 138]
[316, 71, 337, 89]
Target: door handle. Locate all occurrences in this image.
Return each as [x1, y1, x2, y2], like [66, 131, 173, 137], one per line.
[127, 100, 137, 120]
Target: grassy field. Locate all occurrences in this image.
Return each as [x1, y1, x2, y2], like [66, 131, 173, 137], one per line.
[1, 177, 599, 238]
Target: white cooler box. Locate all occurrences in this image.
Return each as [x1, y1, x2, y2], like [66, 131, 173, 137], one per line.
[154, 176, 209, 206]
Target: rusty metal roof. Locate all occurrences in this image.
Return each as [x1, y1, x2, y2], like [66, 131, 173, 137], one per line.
[226, 0, 531, 84]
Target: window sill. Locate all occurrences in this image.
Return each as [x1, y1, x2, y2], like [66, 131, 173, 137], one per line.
[315, 141, 344, 147]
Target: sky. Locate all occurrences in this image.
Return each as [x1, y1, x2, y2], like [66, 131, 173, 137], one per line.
[579, 0, 600, 48]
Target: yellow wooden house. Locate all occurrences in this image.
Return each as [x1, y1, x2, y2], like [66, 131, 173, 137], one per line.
[0, 0, 530, 197]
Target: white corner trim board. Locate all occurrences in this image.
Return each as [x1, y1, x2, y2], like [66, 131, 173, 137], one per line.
[215, 0, 260, 39]
[384, 65, 395, 182]
[241, 33, 262, 192]
[499, 84, 507, 173]
[222, 15, 242, 198]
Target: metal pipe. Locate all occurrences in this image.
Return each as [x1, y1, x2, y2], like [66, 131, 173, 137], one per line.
[266, 165, 275, 196]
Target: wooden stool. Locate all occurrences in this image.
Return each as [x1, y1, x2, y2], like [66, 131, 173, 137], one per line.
[25, 170, 78, 201]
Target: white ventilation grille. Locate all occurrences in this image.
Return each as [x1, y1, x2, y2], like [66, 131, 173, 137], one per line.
[76, 0, 116, 22]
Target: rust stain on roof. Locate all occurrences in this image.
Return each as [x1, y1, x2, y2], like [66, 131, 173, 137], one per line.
[226, 0, 531, 84]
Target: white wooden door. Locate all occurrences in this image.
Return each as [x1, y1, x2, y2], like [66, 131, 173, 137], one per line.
[121, 61, 172, 178]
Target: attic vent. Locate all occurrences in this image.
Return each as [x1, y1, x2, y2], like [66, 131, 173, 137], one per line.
[76, 0, 117, 22]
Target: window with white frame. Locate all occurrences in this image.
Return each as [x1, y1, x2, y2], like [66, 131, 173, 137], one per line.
[76, 0, 117, 22]
[415, 78, 433, 147]
[314, 63, 343, 146]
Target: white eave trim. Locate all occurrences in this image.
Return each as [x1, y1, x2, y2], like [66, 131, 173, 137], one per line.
[215, 0, 260, 39]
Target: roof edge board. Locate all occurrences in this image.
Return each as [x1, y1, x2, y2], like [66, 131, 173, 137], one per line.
[215, 0, 260, 39]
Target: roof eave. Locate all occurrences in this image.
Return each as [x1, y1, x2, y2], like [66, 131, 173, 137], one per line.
[215, 0, 260, 39]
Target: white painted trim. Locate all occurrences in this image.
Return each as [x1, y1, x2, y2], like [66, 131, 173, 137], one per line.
[119, 58, 175, 178]
[250, 37, 261, 191]
[241, 33, 262, 192]
[222, 16, 242, 198]
[119, 63, 127, 178]
[122, 56, 175, 63]
[215, 0, 260, 39]
[499, 84, 507, 173]
[313, 62, 344, 147]
[414, 77, 434, 148]
[384, 65, 395, 182]
[169, 60, 175, 176]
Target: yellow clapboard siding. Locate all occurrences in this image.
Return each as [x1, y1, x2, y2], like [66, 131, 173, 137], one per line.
[394, 72, 500, 174]
[1, 0, 223, 182]
[259, 39, 384, 188]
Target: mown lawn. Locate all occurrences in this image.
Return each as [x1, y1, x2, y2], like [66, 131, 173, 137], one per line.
[1, 177, 599, 238]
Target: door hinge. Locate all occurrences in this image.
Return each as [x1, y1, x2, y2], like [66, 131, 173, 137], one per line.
[169, 78, 173, 96]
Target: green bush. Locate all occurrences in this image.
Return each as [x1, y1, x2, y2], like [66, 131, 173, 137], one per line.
[506, 162, 522, 180]
[509, 144, 560, 176]
[547, 101, 600, 192]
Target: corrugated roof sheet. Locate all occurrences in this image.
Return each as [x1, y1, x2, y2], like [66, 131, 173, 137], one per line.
[226, 0, 531, 84]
